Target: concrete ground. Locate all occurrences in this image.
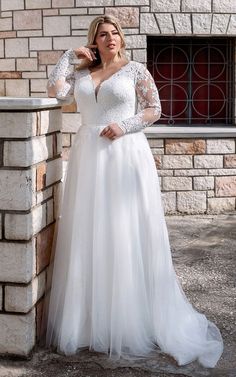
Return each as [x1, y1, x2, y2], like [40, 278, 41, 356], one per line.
[0, 214, 235, 377]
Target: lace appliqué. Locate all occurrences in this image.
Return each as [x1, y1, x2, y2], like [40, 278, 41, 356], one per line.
[118, 63, 161, 134]
[47, 48, 77, 99]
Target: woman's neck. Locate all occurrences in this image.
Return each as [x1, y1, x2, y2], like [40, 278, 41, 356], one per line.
[99, 54, 123, 69]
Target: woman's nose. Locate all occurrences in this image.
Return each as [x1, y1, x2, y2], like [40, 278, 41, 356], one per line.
[107, 33, 114, 41]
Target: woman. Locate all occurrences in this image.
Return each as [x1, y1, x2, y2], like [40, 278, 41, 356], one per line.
[40, 15, 223, 368]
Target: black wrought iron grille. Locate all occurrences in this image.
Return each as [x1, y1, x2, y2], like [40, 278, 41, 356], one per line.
[147, 37, 234, 126]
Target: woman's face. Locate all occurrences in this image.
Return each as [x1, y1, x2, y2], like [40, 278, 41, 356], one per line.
[95, 22, 122, 58]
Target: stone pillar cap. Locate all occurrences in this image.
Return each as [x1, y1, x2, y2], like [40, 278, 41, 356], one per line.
[0, 97, 72, 110]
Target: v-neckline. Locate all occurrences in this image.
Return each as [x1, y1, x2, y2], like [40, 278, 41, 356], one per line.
[86, 60, 131, 102]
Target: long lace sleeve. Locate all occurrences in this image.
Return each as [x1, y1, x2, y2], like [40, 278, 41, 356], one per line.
[118, 63, 161, 134]
[47, 48, 77, 99]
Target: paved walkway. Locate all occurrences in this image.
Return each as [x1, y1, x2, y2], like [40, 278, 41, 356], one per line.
[0, 214, 235, 377]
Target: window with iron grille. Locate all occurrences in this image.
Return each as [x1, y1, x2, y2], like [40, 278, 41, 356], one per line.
[147, 37, 234, 126]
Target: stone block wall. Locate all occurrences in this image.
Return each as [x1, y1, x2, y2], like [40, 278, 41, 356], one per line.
[149, 137, 236, 214]
[0, 100, 63, 356]
[60, 121, 236, 215]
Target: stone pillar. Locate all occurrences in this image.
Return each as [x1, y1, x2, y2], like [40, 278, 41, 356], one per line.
[0, 97, 64, 357]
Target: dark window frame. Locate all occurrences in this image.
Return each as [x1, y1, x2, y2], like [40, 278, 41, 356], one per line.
[147, 37, 235, 126]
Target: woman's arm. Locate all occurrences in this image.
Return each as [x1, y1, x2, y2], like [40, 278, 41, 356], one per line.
[117, 63, 162, 134]
[47, 48, 77, 99]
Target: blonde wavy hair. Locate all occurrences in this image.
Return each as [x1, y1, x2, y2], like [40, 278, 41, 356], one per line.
[76, 14, 127, 71]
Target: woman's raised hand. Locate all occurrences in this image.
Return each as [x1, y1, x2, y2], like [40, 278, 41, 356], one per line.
[73, 45, 97, 61]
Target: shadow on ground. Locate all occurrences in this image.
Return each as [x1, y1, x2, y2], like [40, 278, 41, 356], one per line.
[0, 214, 235, 377]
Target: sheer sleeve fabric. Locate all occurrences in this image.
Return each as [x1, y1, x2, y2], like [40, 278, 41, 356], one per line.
[47, 48, 77, 100]
[118, 63, 162, 134]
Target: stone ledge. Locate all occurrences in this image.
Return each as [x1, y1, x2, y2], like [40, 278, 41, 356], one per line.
[145, 126, 236, 138]
[0, 97, 72, 111]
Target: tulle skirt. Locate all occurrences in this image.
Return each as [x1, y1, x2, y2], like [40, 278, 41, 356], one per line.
[40, 124, 223, 368]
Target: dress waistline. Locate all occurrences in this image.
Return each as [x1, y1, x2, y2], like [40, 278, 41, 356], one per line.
[80, 123, 107, 128]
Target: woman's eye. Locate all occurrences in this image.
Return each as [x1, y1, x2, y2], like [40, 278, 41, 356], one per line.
[99, 32, 119, 37]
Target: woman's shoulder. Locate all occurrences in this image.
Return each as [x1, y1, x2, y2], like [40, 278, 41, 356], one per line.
[127, 60, 150, 82]
[129, 60, 144, 67]
[128, 60, 148, 73]
[74, 66, 89, 79]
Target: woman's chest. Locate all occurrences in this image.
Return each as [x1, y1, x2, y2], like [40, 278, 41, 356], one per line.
[74, 69, 136, 106]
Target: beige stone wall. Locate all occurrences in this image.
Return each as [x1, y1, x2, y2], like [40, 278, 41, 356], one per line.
[150, 137, 236, 214]
[61, 126, 236, 215]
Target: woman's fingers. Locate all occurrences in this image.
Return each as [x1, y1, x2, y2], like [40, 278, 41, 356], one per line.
[74, 46, 97, 61]
[100, 127, 109, 136]
[82, 47, 94, 61]
[87, 44, 97, 49]
[100, 124, 124, 140]
[106, 129, 113, 135]
[100, 126, 117, 140]
[90, 50, 97, 60]
[86, 44, 97, 60]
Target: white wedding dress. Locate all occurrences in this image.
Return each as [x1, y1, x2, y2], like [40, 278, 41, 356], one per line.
[41, 49, 223, 368]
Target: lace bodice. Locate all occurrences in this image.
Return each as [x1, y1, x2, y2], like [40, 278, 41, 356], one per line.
[47, 49, 162, 134]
